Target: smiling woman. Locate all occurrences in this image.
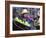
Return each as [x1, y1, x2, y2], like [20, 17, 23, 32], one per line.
[5, 1, 45, 37]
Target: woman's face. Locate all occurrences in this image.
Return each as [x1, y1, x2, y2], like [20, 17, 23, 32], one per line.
[24, 14, 33, 18]
[24, 14, 28, 18]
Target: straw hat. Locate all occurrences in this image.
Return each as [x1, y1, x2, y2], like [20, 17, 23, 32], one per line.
[21, 9, 29, 14]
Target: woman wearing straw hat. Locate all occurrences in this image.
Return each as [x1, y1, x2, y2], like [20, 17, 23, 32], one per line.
[13, 9, 36, 30]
